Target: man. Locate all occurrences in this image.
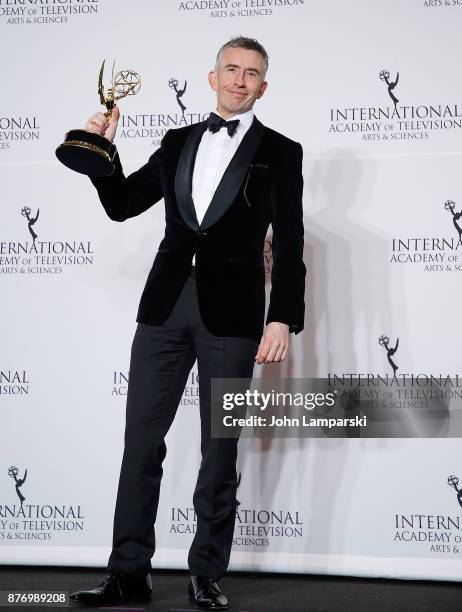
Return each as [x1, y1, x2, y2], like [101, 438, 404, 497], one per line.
[70, 36, 305, 610]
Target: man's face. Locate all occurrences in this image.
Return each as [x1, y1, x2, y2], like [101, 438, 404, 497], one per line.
[208, 47, 268, 119]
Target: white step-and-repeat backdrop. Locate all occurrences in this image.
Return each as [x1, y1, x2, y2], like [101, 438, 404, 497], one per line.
[2, 0, 462, 581]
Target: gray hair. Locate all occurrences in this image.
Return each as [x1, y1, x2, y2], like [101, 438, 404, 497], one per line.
[215, 36, 269, 78]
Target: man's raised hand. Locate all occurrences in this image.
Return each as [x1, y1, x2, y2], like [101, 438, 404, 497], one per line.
[85, 105, 120, 142]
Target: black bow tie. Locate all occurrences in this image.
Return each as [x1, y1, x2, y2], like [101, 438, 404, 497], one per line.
[206, 112, 240, 137]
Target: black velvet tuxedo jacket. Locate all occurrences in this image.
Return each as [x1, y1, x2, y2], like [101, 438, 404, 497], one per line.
[90, 116, 306, 341]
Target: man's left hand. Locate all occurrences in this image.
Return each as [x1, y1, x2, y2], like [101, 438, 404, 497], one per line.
[255, 322, 289, 364]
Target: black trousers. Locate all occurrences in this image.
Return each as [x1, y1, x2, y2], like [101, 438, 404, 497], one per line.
[107, 267, 258, 580]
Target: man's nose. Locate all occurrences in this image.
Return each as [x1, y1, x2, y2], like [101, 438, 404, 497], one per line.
[234, 71, 245, 86]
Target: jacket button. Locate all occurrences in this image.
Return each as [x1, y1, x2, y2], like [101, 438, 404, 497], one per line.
[199, 231, 207, 237]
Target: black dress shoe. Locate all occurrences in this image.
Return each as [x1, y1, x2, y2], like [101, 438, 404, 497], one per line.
[188, 575, 229, 610]
[70, 570, 152, 605]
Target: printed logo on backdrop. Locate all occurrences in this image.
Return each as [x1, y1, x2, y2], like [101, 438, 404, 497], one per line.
[329, 69, 462, 143]
[21, 206, 39, 243]
[112, 369, 199, 405]
[447, 475, 462, 509]
[446, 200, 462, 246]
[169, 471, 303, 548]
[393, 475, 462, 555]
[379, 70, 399, 110]
[0, 116, 39, 151]
[378, 335, 399, 375]
[0, 370, 29, 396]
[169, 78, 188, 115]
[177, 0, 305, 19]
[390, 199, 462, 272]
[0, 0, 100, 26]
[118, 77, 208, 148]
[9, 466, 27, 507]
[0, 206, 94, 275]
[0, 466, 85, 542]
[328, 333, 461, 435]
[332, 332, 459, 385]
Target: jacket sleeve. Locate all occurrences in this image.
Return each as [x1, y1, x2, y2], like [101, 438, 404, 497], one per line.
[265, 140, 306, 334]
[89, 133, 168, 222]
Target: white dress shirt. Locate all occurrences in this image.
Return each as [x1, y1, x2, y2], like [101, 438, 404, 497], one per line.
[191, 108, 254, 265]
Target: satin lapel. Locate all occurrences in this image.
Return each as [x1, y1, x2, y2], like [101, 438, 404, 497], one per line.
[174, 122, 207, 231]
[200, 117, 265, 230]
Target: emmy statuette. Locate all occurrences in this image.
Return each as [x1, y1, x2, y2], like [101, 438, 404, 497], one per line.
[55, 60, 141, 177]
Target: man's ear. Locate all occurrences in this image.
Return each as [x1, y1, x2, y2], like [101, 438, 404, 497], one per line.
[256, 80, 268, 99]
[208, 70, 217, 92]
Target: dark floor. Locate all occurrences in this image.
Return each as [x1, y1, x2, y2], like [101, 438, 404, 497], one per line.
[0, 567, 460, 612]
